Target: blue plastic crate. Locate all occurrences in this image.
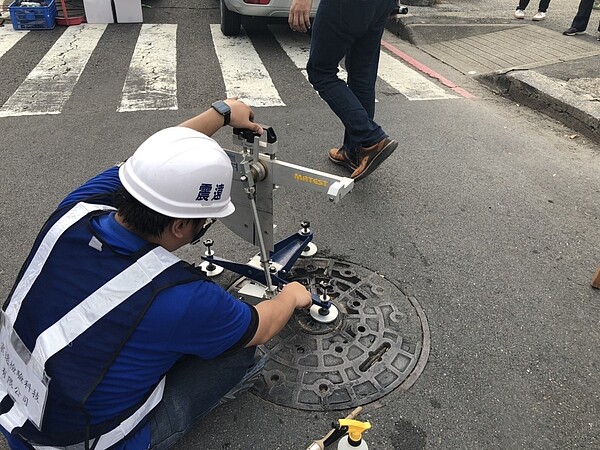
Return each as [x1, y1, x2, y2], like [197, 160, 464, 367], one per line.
[9, 0, 57, 30]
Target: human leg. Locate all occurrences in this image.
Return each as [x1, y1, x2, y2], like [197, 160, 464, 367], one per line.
[532, 0, 548, 20]
[514, 0, 528, 18]
[344, 0, 398, 180]
[569, 0, 594, 31]
[343, 0, 394, 147]
[149, 347, 256, 450]
[345, 2, 393, 121]
[536, 0, 550, 11]
[307, 0, 391, 160]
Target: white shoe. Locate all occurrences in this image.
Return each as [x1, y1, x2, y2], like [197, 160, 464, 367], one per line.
[532, 11, 546, 21]
[514, 9, 525, 19]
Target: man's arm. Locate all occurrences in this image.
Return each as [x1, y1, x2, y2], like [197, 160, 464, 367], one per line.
[246, 282, 312, 347]
[58, 100, 260, 209]
[289, 0, 313, 33]
[178, 98, 263, 136]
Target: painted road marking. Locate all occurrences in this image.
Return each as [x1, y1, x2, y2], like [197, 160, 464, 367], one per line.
[381, 39, 475, 99]
[0, 27, 28, 60]
[272, 26, 462, 101]
[0, 24, 107, 117]
[118, 23, 178, 112]
[210, 24, 284, 107]
[378, 51, 458, 101]
[0, 26, 468, 117]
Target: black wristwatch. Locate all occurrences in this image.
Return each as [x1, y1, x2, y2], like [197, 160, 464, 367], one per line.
[211, 101, 231, 126]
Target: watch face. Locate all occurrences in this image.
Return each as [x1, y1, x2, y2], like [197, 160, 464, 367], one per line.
[213, 101, 230, 115]
[212, 101, 231, 125]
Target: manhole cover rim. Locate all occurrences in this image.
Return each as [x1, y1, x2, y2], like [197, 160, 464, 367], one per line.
[227, 257, 431, 411]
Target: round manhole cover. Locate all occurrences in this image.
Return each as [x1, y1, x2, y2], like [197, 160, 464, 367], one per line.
[228, 258, 430, 411]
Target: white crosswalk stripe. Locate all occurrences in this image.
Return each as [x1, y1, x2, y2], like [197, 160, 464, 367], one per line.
[118, 23, 178, 113]
[269, 25, 454, 101]
[0, 27, 28, 59]
[0, 23, 459, 117]
[210, 24, 284, 107]
[378, 51, 458, 101]
[0, 24, 106, 117]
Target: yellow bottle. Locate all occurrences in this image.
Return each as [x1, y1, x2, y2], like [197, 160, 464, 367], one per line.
[337, 419, 372, 450]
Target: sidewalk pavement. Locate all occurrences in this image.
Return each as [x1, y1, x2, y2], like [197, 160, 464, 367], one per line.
[388, 0, 600, 143]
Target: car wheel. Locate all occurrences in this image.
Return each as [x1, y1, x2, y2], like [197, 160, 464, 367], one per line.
[220, 0, 242, 36]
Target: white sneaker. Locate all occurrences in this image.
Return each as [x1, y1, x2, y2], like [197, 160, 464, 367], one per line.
[514, 9, 525, 19]
[532, 11, 546, 21]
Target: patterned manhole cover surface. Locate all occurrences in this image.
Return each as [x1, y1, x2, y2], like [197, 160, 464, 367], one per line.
[227, 258, 429, 411]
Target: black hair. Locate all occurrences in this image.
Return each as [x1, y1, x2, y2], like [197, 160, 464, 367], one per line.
[114, 186, 178, 238]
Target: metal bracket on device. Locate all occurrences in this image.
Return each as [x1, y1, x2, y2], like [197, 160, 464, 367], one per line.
[202, 127, 354, 309]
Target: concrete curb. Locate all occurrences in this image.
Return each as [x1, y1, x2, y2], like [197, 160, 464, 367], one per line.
[478, 70, 600, 143]
[386, 15, 414, 42]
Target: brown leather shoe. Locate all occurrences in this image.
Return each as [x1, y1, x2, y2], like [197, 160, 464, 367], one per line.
[328, 147, 357, 173]
[351, 138, 398, 181]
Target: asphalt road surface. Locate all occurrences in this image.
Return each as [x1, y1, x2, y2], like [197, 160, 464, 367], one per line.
[1, 1, 599, 449]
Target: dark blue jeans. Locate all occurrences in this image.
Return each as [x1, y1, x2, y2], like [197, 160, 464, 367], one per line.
[569, 0, 595, 31]
[307, 0, 396, 161]
[149, 347, 256, 450]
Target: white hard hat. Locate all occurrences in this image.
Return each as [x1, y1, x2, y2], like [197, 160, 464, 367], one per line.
[119, 127, 235, 219]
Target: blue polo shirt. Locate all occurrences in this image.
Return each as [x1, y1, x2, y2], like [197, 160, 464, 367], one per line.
[1, 166, 256, 450]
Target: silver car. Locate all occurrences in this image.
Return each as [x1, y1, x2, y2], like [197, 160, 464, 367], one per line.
[220, 0, 321, 36]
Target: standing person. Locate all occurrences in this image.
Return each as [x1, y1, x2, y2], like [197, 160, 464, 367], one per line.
[0, 98, 312, 450]
[562, 0, 598, 36]
[514, 0, 550, 20]
[289, 0, 398, 182]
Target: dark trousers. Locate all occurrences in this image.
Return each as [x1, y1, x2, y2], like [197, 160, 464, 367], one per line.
[306, 0, 396, 159]
[569, 0, 595, 31]
[149, 348, 256, 450]
[516, 0, 551, 11]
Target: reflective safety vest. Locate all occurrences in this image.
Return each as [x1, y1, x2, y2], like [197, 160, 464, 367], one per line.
[0, 202, 207, 449]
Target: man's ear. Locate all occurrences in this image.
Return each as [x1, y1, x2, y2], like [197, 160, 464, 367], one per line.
[170, 219, 188, 239]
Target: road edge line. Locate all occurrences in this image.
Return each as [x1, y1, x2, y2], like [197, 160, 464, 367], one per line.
[381, 39, 476, 99]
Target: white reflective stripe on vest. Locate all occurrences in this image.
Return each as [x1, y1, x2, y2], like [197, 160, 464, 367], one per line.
[0, 201, 177, 445]
[0, 380, 28, 432]
[27, 377, 166, 450]
[5, 202, 116, 323]
[31, 245, 180, 367]
[0, 403, 28, 434]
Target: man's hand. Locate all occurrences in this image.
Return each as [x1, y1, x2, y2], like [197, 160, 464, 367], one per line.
[280, 281, 312, 309]
[224, 98, 263, 135]
[246, 281, 312, 347]
[178, 97, 263, 136]
[289, 0, 313, 33]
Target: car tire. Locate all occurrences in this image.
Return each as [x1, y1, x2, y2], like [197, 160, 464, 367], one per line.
[220, 0, 242, 36]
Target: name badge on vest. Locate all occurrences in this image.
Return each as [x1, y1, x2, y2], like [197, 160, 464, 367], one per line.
[0, 311, 50, 430]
